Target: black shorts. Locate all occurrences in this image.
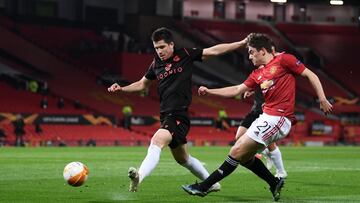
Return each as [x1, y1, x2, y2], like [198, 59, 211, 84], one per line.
[240, 109, 262, 129]
[160, 111, 190, 149]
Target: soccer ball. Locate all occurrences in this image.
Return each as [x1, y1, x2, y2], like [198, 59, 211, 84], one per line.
[63, 162, 89, 187]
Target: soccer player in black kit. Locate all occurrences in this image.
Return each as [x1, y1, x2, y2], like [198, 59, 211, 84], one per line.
[108, 27, 249, 192]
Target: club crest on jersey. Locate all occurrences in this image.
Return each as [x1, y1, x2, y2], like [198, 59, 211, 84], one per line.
[173, 55, 180, 62]
[165, 63, 172, 71]
[270, 66, 277, 74]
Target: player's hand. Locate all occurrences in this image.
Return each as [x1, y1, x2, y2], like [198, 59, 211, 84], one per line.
[243, 91, 254, 98]
[319, 99, 333, 115]
[198, 86, 209, 96]
[245, 33, 255, 43]
[107, 83, 122, 92]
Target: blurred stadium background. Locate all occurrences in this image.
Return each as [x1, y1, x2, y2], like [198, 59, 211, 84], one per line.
[0, 0, 359, 147]
[1, 0, 360, 202]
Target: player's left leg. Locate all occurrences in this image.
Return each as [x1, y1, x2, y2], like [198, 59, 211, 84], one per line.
[171, 144, 221, 193]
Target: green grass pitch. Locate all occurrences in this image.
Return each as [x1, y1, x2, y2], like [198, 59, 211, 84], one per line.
[1, 146, 360, 202]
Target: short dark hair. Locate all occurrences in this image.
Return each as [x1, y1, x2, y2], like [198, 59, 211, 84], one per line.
[151, 27, 174, 43]
[247, 33, 273, 53]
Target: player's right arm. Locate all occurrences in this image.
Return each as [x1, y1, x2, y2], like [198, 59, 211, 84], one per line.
[108, 76, 152, 93]
[300, 68, 333, 114]
[198, 84, 251, 98]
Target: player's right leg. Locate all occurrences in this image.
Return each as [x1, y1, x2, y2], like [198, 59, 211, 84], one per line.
[128, 129, 172, 192]
[182, 133, 263, 197]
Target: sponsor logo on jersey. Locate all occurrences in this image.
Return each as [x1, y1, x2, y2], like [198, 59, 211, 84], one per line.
[157, 67, 183, 80]
[260, 79, 275, 94]
[260, 80, 274, 90]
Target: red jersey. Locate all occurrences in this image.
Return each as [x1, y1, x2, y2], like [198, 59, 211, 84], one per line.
[243, 53, 305, 124]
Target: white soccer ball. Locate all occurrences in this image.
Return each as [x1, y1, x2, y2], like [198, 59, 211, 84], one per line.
[63, 162, 89, 187]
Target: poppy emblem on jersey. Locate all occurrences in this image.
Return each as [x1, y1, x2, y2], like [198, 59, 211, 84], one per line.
[165, 63, 172, 71]
[173, 55, 180, 62]
[270, 66, 277, 74]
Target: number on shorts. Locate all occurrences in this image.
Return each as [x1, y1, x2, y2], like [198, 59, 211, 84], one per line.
[256, 121, 271, 133]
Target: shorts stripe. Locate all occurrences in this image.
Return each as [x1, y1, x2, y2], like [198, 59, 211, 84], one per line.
[262, 117, 285, 141]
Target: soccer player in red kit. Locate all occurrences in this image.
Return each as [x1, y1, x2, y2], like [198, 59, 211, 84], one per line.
[182, 33, 333, 201]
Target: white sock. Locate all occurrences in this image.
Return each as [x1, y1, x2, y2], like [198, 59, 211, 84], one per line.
[138, 144, 162, 183]
[269, 147, 286, 174]
[262, 148, 270, 157]
[181, 155, 210, 180]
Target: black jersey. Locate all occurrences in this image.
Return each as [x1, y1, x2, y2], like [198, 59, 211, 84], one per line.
[145, 48, 203, 113]
[251, 87, 265, 112]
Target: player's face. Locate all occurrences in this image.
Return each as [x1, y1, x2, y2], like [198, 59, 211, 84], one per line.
[153, 40, 174, 61]
[248, 46, 265, 66]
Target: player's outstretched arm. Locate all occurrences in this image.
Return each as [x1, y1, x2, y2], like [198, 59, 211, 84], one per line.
[301, 68, 333, 114]
[108, 76, 152, 93]
[202, 37, 248, 60]
[198, 84, 250, 98]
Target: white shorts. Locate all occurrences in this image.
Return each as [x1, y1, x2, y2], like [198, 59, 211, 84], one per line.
[246, 113, 291, 147]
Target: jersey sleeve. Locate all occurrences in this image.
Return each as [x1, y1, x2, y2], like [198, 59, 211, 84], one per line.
[243, 72, 257, 89]
[144, 59, 156, 80]
[280, 54, 306, 75]
[184, 48, 203, 62]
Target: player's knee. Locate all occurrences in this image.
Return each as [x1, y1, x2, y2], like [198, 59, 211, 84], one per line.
[268, 142, 277, 151]
[176, 157, 187, 165]
[174, 153, 189, 165]
[229, 145, 243, 161]
[150, 138, 166, 149]
[229, 143, 252, 164]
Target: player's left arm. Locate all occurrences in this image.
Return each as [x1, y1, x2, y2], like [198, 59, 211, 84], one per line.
[202, 38, 248, 61]
[301, 68, 333, 114]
